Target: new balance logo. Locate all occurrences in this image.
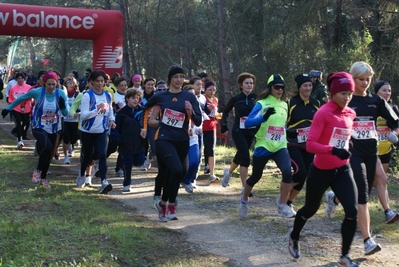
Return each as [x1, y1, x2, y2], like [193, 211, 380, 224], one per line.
[94, 46, 123, 69]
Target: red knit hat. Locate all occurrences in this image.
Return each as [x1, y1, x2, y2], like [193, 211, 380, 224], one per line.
[328, 72, 354, 95]
[42, 71, 58, 83]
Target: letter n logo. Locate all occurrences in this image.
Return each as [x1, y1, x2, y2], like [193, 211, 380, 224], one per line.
[94, 46, 123, 69]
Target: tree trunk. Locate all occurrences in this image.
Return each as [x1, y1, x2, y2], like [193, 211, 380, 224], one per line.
[216, 0, 231, 112]
[26, 37, 36, 67]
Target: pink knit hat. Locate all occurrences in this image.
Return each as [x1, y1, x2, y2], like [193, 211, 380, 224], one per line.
[131, 74, 142, 83]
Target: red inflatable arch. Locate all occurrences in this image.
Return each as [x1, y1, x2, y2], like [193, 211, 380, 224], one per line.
[0, 3, 123, 75]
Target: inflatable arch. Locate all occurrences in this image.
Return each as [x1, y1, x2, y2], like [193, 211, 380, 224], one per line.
[0, 3, 123, 75]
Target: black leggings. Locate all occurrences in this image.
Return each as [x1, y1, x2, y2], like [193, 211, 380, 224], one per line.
[32, 128, 57, 179]
[232, 129, 253, 167]
[288, 146, 314, 191]
[80, 131, 108, 182]
[12, 110, 30, 141]
[106, 138, 123, 172]
[350, 152, 377, 204]
[291, 163, 358, 256]
[203, 129, 216, 166]
[155, 139, 189, 203]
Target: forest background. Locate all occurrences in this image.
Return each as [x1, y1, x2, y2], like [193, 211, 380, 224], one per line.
[1, 0, 399, 111]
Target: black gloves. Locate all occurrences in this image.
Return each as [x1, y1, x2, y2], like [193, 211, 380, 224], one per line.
[1, 109, 10, 119]
[220, 124, 228, 134]
[58, 96, 66, 109]
[332, 147, 351, 160]
[286, 128, 298, 139]
[263, 107, 276, 121]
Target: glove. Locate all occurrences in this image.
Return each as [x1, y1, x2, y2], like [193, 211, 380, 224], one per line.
[1, 109, 10, 119]
[263, 107, 276, 121]
[332, 147, 351, 160]
[58, 97, 66, 109]
[387, 131, 399, 144]
[220, 124, 228, 134]
[286, 128, 298, 139]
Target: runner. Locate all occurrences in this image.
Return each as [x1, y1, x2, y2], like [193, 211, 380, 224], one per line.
[238, 74, 294, 218]
[2, 71, 69, 189]
[288, 72, 358, 267]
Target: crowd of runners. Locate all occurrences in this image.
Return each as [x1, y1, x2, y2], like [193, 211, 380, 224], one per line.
[1, 62, 399, 267]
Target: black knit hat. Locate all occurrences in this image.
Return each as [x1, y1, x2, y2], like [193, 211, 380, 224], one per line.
[374, 80, 390, 94]
[167, 65, 185, 83]
[295, 74, 312, 89]
[267, 74, 285, 87]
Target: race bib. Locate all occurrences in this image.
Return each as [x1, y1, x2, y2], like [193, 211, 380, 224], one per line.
[42, 113, 57, 125]
[377, 126, 390, 141]
[329, 127, 351, 149]
[96, 102, 109, 115]
[162, 108, 185, 128]
[239, 116, 255, 129]
[351, 121, 377, 140]
[265, 126, 284, 142]
[296, 127, 310, 143]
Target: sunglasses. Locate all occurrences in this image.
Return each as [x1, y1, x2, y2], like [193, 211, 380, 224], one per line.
[157, 88, 167, 91]
[273, 85, 285, 90]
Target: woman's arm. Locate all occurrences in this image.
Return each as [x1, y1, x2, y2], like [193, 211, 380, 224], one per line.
[244, 103, 264, 128]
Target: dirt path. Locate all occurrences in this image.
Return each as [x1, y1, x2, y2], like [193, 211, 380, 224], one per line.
[1, 100, 399, 266]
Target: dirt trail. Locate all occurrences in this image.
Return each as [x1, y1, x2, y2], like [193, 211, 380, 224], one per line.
[1, 100, 399, 267]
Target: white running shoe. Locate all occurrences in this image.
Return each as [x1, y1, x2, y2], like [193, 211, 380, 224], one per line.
[221, 168, 232, 187]
[288, 227, 300, 259]
[238, 200, 248, 218]
[17, 140, 24, 150]
[76, 173, 85, 188]
[84, 176, 92, 186]
[115, 169, 124, 177]
[63, 156, 71, 164]
[209, 174, 219, 183]
[99, 180, 113, 194]
[325, 191, 338, 219]
[364, 237, 381, 255]
[278, 204, 296, 218]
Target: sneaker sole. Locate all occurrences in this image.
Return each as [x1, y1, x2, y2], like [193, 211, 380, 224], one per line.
[365, 244, 382, 256]
[386, 213, 399, 224]
[100, 184, 113, 194]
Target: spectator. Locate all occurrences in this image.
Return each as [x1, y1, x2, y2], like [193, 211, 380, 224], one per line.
[79, 68, 92, 92]
[309, 70, 328, 104]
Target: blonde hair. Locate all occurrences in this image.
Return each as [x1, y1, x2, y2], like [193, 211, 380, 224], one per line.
[349, 61, 374, 78]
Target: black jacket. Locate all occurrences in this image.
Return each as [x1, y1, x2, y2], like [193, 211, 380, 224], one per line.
[111, 104, 145, 155]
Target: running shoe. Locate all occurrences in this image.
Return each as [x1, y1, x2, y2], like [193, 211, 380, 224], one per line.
[32, 170, 41, 183]
[166, 204, 178, 220]
[63, 155, 70, 164]
[99, 181, 113, 194]
[181, 182, 193, 193]
[155, 200, 167, 222]
[191, 180, 197, 189]
[140, 164, 147, 171]
[338, 254, 358, 267]
[143, 156, 151, 170]
[288, 227, 300, 259]
[84, 176, 92, 186]
[238, 200, 248, 218]
[153, 195, 161, 210]
[122, 185, 131, 192]
[204, 164, 210, 174]
[76, 173, 85, 188]
[385, 209, 399, 224]
[325, 191, 338, 219]
[221, 168, 232, 187]
[364, 237, 381, 255]
[209, 174, 219, 183]
[278, 204, 296, 218]
[40, 179, 51, 189]
[115, 169, 124, 177]
[17, 140, 24, 150]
